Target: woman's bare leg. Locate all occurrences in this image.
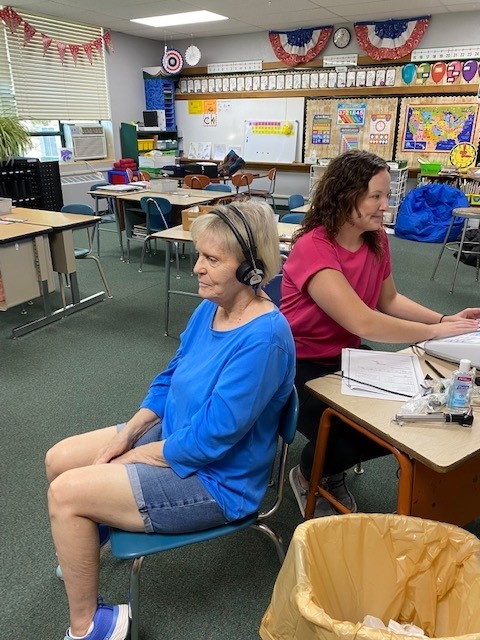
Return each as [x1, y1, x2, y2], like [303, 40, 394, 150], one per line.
[45, 426, 118, 483]
[48, 459, 144, 636]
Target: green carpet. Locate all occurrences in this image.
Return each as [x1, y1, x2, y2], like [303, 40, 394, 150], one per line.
[1, 226, 479, 640]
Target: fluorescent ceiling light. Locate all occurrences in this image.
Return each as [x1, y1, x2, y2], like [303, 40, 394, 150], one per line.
[131, 10, 228, 28]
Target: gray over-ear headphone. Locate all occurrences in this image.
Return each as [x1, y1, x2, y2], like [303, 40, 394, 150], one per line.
[211, 204, 265, 286]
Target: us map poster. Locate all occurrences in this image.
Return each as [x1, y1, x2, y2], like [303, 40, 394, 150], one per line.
[304, 97, 398, 162]
[396, 96, 480, 167]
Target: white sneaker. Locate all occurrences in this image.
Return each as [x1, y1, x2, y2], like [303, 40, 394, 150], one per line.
[289, 465, 338, 518]
[326, 472, 358, 512]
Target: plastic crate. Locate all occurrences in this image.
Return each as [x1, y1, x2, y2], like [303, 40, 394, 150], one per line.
[107, 169, 138, 184]
[137, 139, 155, 152]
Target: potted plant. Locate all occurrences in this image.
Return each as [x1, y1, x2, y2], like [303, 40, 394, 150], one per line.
[0, 115, 31, 163]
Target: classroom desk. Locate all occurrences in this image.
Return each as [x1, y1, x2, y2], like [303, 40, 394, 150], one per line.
[290, 203, 310, 214]
[0, 221, 55, 315]
[5, 208, 106, 335]
[152, 222, 299, 336]
[305, 352, 480, 526]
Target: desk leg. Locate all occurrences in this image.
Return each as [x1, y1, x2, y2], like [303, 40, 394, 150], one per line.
[111, 197, 125, 261]
[305, 408, 413, 519]
[164, 240, 171, 336]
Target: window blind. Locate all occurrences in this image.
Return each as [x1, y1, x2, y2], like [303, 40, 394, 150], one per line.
[2, 10, 110, 120]
[0, 28, 15, 114]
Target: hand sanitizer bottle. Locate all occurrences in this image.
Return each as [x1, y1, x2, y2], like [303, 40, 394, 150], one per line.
[447, 359, 474, 409]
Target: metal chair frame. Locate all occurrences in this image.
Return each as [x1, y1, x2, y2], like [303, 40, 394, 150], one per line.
[110, 387, 299, 640]
[60, 204, 112, 298]
[250, 168, 277, 212]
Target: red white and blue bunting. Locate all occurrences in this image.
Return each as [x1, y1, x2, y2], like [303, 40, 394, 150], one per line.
[354, 16, 430, 61]
[269, 26, 333, 67]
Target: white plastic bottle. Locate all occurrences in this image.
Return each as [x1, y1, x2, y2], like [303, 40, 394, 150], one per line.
[447, 359, 474, 409]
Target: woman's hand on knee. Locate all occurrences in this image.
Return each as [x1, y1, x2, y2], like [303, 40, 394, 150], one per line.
[94, 431, 133, 465]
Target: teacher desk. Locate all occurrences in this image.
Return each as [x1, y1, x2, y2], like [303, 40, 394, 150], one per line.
[152, 222, 299, 336]
[305, 351, 480, 526]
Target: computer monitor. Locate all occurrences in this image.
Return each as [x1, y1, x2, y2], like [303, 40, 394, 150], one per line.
[424, 332, 480, 367]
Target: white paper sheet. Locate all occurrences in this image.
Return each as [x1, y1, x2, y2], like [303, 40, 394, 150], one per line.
[341, 349, 424, 400]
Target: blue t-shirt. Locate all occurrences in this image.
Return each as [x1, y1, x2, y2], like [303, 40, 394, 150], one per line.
[140, 300, 295, 521]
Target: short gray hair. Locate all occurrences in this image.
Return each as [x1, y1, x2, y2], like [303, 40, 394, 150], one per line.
[190, 201, 280, 285]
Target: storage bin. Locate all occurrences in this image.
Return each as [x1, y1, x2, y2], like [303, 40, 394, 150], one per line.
[137, 138, 155, 152]
[419, 161, 442, 175]
[260, 513, 480, 640]
[107, 169, 138, 184]
[181, 205, 216, 231]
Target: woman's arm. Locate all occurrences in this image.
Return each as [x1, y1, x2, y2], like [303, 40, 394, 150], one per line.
[308, 269, 479, 343]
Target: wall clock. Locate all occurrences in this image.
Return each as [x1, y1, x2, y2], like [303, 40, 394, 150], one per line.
[333, 27, 351, 49]
[450, 143, 477, 170]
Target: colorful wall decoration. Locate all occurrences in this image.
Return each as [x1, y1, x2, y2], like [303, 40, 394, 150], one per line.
[304, 97, 398, 162]
[396, 96, 480, 167]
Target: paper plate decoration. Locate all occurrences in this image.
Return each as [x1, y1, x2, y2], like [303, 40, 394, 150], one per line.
[431, 61, 446, 84]
[446, 60, 461, 84]
[462, 60, 478, 83]
[185, 45, 201, 66]
[162, 48, 184, 75]
[401, 63, 416, 85]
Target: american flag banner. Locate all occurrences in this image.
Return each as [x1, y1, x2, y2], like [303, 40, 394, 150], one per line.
[354, 16, 430, 61]
[269, 26, 333, 67]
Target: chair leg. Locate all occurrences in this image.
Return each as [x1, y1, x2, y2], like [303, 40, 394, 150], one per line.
[431, 216, 456, 281]
[450, 220, 469, 294]
[354, 462, 364, 475]
[251, 522, 285, 564]
[126, 238, 131, 264]
[139, 236, 151, 272]
[128, 556, 145, 640]
[84, 255, 113, 298]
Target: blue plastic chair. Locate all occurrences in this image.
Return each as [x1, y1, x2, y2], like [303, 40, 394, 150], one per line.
[60, 204, 112, 298]
[264, 273, 283, 307]
[126, 196, 174, 273]
[204, 183, 232, 192]
[287, 194, 305, 212]
[110, 387, 299, 640]
[281, 213, 304, 224]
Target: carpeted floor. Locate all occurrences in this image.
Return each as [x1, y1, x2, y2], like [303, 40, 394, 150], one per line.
[1, 224, 479, 640]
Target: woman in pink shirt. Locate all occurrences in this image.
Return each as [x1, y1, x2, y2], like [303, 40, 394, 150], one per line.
[281, 149, 480, 518]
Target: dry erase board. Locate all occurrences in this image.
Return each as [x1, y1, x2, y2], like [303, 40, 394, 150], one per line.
[176, 97, 304, 162]
[244, 120, 298, 162]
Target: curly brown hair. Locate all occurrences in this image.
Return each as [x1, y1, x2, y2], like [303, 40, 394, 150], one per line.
[294, 150, 390, 256]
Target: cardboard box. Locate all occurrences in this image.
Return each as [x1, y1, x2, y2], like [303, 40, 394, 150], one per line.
[181, 205, 216, 231]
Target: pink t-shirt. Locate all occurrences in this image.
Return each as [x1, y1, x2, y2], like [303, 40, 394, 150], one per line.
[280, 227, 392, 360]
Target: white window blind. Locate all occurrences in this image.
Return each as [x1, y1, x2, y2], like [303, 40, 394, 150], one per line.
[0, 29, 15, 114]
[2, 10, 110, 120]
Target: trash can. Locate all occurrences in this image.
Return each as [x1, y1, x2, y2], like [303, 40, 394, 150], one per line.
[260, 514, 480, 640]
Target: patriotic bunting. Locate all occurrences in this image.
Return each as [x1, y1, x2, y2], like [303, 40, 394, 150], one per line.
[354, 16, 430, 60]
[269, 26, 333, 66]
[0, 6, 114, 65]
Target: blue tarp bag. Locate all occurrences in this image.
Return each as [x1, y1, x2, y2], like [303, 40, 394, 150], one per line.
[395, 183, 469, 242]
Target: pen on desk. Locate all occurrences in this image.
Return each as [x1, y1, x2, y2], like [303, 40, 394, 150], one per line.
[424, 359, 446, 379]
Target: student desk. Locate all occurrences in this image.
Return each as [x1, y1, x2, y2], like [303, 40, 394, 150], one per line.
[152, 222, 300, 336]
[305, 352, 480, 526]
[0, 222, 55, 333]
[3, 208, 105, 336]
[290, 203, 310, 214]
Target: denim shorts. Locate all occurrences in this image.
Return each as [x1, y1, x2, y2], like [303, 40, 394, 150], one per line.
[117, 422, 226, 534]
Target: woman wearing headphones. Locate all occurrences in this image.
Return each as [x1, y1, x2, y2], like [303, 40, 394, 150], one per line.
[45, 201, 295, 640]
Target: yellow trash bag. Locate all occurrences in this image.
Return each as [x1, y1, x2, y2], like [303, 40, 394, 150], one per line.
[260, 514, 480, 640]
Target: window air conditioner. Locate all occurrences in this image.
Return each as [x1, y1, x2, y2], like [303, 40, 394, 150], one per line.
[63, 124, 107, 161]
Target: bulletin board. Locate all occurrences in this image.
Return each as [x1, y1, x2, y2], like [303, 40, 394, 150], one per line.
[304, 97, 399, 162]
[396, 95, 480, 168]
[176, 97, 305, 162]
[243, 120, 299, 162]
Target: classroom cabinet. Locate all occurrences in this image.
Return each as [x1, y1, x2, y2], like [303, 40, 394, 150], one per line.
[120, 122, 180, 168]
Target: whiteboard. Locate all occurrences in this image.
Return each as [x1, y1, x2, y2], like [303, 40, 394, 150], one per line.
[244, 120, 298, 162]
[176, 97, 304, 163]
